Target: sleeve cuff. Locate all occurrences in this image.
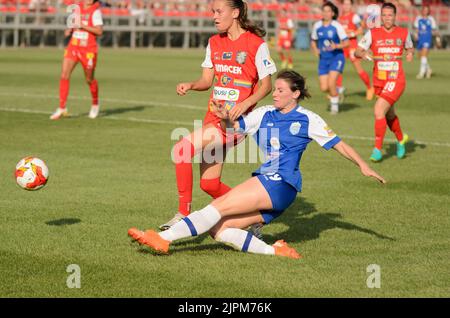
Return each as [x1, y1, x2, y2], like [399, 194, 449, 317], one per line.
[323, 136, 341, 150]
[237, 116, 246, 133]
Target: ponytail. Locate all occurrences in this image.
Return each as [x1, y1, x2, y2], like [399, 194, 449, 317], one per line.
[228, 0, 266, 37]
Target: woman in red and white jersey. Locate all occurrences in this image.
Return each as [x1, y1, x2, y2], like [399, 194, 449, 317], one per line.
[160, 0, 277, 230]
[50, 0, 103, 120]
[338, 0, 374, 100]
[355, 2, 413, 162]
[276, 8, 295, 69]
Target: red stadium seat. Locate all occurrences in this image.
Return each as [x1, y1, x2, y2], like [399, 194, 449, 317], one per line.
[265, 3, 281, 11]
[296, 6, 309, 13]
[47, 6, 56, 13]
[152, 9, 164, 17]
[250, 2, 264, 11]
[101, 8, 112, 16]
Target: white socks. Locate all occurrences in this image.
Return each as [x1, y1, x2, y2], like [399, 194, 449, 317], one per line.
[420, 56, 428, 75]
[330, 95, 339, 113]
[216, 228, 275, 255]
[159, 204, 221, 241]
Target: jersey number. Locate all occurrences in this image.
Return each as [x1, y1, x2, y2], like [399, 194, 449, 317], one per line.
[384, 81, 396, 92]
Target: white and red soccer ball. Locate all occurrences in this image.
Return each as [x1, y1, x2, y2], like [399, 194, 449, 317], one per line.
[15, 157, 49, 190]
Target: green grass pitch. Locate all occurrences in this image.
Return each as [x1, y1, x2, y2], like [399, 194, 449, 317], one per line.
[0, 48, 449, 297]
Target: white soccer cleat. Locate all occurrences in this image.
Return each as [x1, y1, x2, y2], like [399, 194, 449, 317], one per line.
[425, 68, 432, 79]
[88, 105, 100, 119]
[159, 212, 185, 231]
[50, 107, 69, 120]
[416, 72, 425, 79]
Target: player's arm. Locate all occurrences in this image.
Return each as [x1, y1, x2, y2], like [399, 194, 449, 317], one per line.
[331, 38, 349, 50]
[333, 141, 386, 184]
[355, 30, 373, 60]
[405, 31, 414, 62]
[176, 67, 215, 95]
[79, 24, 103, 36]
[228, 75, 272, 121]
[310, 40, 320, 57]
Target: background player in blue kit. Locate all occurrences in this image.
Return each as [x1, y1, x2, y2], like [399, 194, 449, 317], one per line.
[414, 5, 440, 79]
[128, 70, 386, 259]
[311, 1, 349, 115]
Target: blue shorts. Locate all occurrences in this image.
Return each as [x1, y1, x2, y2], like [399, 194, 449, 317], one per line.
[256, 174, 297, 224]
[318, 54, 345, 76]
[417, 41, 432, 50]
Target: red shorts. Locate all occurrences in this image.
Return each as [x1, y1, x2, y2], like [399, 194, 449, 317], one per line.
[64, 46, 98, 70]
[374, 80, 406, 106]
[203, 111, 246, 147]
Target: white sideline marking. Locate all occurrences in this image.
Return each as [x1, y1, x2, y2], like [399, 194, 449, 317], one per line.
[0, 106, 449, 149]
[0, 91, 204, 111]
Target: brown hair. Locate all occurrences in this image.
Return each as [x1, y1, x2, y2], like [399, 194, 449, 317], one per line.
[382, 2, 397, 15]
[276, 70, 311, 101]
[227, 0, 266, 37]
[323, 1, 339, 20]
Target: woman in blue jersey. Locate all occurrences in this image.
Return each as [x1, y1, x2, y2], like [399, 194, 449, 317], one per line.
[128, 70, 385, 259]
[311, 1, 349, 114]
[414, 5, 440, 79]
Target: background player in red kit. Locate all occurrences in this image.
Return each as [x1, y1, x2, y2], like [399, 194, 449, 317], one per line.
[356, 2, 413, 162]
[338, 0, 374, 101]
[160, 0, 277, 230]
[50, 0, 103, 120]
[276, 8, 295, 69]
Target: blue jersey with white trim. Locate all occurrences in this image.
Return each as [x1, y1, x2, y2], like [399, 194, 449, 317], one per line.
[238, 105, 341, 192]
[311, 20, 348, 59]
[414, 16, 436, 44]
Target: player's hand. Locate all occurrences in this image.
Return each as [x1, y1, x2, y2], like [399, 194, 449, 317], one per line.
[360, 164, 386, 184]
[176, 82, 192, 96]
[228, 102, 247, 122]
[210, 100, 228, 119]
[363, 52, 373, 62]
[64, 29, 73, 37]
[330, 41, 337, 50]
[406, 52, 414, 62]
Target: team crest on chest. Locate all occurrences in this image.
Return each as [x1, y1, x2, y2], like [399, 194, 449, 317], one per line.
[236, 51, 247, 64]
[220, 75, 232, 86]
[327, 30, 334, 38]
[396, 38, 403, 46]
[289, 122, 301, 135]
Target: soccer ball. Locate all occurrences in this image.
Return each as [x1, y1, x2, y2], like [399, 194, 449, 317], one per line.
[15, 157, 49, 190]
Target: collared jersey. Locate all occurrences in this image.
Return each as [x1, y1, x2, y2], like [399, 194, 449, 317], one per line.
[311, 20, 348, 59]
[202, 31, 277, 115]
[358, 26, 413, 83]
[237, 105, 341, 192]
[414, 15, 437, 44]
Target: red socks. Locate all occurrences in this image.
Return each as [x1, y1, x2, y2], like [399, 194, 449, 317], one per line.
[358, 71, 371, 89]
[200, 178, 231, 199]
[59, 79, 70, 109]
[374, 118, 387, 150]
[387, 116, 403, 142]
[336, 74, 343, 87]
[173, 138, 196, 216]
[89, 79, 99, 105]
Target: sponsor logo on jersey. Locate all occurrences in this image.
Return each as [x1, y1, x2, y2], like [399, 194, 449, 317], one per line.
[233, 79, 252, 88]
[263, 58, 274, 68]
[222, 52, 232, 60]
[376, 39, 384, 46]
[224, 101, 236, 111]
[266, 122, 274, 127]
[289, 122, 301, 135]
[377, 61, 399, 71]
[378, 47, 400, 54]
[213, 52, 220, 60]
[324, 125, 335, 137]
[385, 39, 394, 45]
[388, 71, 398, 80]
[270, 137, 281, 150]
[213, 86, 240, 101]
[215, 64, 242, 75]
[236, 51, 247, 64]
[221, 75, 232, 86]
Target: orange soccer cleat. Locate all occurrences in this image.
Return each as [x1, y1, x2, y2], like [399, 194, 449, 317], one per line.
[273, 240, 302, 259]
[128, 228, 170, 254]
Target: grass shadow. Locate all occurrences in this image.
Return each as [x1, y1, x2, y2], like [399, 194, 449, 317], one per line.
[263, 198, 395, 243]
[384, 140, 426, 161]
[339, 102, 361, 113]
[77, 105, 149, 118]
[46, 218, 81, 226]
